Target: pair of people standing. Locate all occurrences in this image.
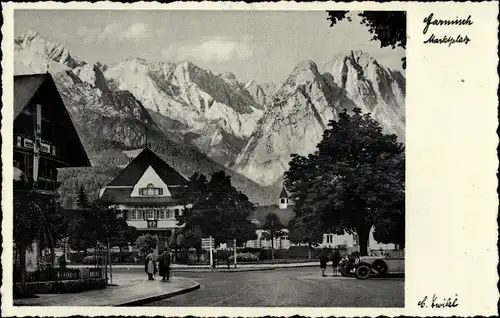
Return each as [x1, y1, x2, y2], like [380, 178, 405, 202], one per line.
[145, 248, 171, 281]
[319, 247, 342, 277]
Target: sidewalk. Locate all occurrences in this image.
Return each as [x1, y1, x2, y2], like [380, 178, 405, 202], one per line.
[14, 273, 200, 306]
[69, 262, 320, 271]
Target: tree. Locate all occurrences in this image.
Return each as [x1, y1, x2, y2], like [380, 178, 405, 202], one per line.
[70, 201, 132, 282]
[326, 11, 406, 69]
[285, 108, 404, 256]
[135, 233, 159, 254]
[177, 171, 257, 246]
[114, 225, 139, 261]
[175, 227, 203, 264]
[287, 214, 324, 259]
[261, 213, 286, 260]
[13, 190, 44, 295]
[68, 210, 98, 255]
[75, 186, 89, 209]
[372, 201, 405, 248]
[37, 200, 72, 265]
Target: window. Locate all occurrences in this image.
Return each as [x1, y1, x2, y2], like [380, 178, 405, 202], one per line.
[167, 209, 174, 219]
[325, 234, 334, 244]
[145, 209, 154, 219]
[139, 183, 162, 196]
[158, 209, 166, 219]
[129, 209, 140, 220]
[353, 235, 359, 246]
[174, 209, 180, 217]
[280, 198, 286, 204]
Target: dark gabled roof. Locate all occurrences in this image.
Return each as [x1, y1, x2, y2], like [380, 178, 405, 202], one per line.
[248, 205, 295, 228]
[98, 186, 185, 205]
[279, 187, 289, 199]
[107, 148, 188, 187]
[14, 73, 91, 168]
[14, 73, 48, 118]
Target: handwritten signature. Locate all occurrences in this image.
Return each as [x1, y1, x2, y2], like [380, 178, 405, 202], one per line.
[418, 294, 459, 308]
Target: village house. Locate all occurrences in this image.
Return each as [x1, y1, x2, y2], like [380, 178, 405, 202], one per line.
[98, 147, 188, 253]
[13, 73, 91, 271]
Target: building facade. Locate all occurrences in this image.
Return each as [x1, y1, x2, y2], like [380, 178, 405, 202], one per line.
[13, 73, 91, 271]
[98, 148, 188, 252]
[246, 187, 395, 251]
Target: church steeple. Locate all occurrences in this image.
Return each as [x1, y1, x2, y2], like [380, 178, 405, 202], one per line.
[279, 186, 289, 209]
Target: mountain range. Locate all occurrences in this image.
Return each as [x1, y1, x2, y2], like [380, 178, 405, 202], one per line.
[14, 30, 405, 206]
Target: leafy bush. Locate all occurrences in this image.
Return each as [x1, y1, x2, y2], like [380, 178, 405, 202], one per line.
[82, 255, 103, 265]
[215, 250, 231, 261]
[239, 247, 262, 254]
[135, 234, 158, 253]
[229, 252, 259, 262]
[69, 251, 86, 263]
[110, 251, 136, 263]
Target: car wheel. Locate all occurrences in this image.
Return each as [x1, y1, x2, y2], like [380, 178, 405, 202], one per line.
[373, 260, 388, 276]
[355, 265, 371, 280]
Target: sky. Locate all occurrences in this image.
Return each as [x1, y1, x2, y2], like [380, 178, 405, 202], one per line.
[14, 10, 405, 85]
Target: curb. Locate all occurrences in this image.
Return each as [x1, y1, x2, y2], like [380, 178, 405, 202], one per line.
[213, 267, 275, 273]
[115, 282, 200, 306]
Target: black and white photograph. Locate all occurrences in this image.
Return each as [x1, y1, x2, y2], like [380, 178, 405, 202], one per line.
[10, 9, 406, 308]
[4, 2, 498, 316]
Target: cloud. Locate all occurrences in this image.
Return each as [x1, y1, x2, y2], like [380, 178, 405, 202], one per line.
[122, 23, 149, 39]
[77, 23, 154, 43]
[162, 37, 254, 63]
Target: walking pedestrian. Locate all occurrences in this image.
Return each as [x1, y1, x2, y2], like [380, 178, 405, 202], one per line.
[159, 247, 171, 281]
[145, 249, 157, 280]
[318, 247, 329, 277]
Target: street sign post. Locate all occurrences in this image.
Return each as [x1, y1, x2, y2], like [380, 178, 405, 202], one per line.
[202, 237, 214, 267]
[234, 239, 237, 268]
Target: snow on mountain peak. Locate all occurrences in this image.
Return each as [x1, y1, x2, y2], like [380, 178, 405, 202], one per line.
[15, 30, 85, 70]
[234, 51, 405, 186]
[291, 59, 320, 76]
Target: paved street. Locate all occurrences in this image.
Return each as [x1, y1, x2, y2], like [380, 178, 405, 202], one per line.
[145, 267, 404, 307]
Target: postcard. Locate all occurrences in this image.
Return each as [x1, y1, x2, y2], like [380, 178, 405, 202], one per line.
[1, 1, 498, 317]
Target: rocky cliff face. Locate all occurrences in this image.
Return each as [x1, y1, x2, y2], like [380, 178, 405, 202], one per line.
[244, 80, 274, 110]
[15, 31, 85, 73]
[233, 54, 405, 186]
[323, 50, 405, 139]
[101, 59, 265, 165]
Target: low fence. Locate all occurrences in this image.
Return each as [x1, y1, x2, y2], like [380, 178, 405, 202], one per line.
[14, 267, 104, 283]
[14, 278, 107, 295]
[14, 268, 81, 283]
[79, 267, 103, 279]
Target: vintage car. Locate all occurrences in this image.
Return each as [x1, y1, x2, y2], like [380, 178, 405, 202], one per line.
[338, 256, 357, 277]
[354, 249, 404, 279]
